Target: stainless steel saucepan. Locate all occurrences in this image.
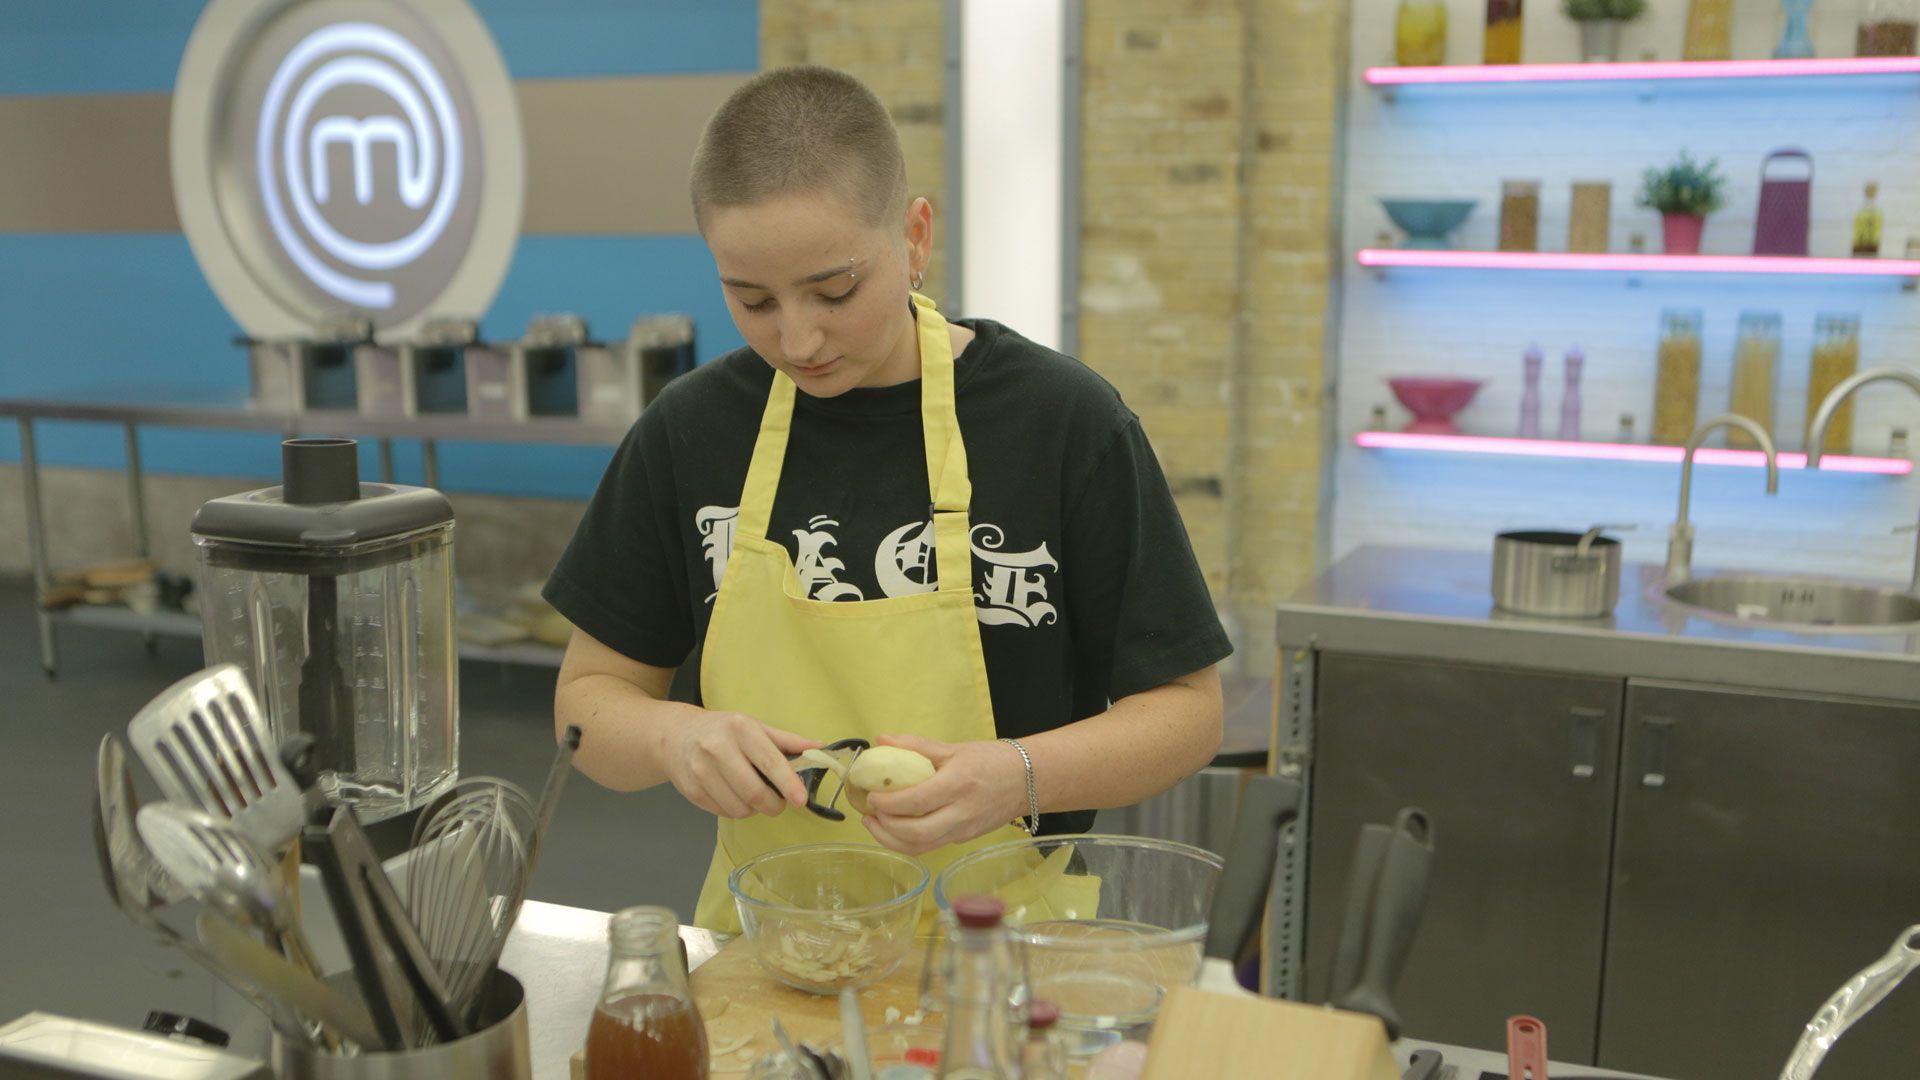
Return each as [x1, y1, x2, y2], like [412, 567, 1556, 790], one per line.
[1492, 524, 1635, 619]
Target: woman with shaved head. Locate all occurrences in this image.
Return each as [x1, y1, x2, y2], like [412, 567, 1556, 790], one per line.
[545, 65, 1230, 932]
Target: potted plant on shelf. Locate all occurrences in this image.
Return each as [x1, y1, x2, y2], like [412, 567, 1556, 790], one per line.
[1562, 0, 1648, 62]
[1637, 152, 1728, 256]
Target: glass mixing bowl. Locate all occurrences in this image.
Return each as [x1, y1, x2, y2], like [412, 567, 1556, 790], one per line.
[730, 842, 929, 995]
[932, 835, 1223, 1054]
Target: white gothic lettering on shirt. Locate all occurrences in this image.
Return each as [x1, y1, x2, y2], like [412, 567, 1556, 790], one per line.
[694, 506, 1059, 627]
[968, 524, 1060, 628]
[792, 515, 863, 601]
[695, 505, 739, 603]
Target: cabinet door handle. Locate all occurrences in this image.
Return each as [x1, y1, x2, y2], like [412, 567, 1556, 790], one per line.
[1569, 706, 1605, 781]
[1639, 715, 1676, 789]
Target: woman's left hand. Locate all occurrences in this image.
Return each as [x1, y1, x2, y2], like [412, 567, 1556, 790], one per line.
[861, 734, 1028, 856]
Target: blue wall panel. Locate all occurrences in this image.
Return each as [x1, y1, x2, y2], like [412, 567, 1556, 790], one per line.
[0, 1, 758, 96]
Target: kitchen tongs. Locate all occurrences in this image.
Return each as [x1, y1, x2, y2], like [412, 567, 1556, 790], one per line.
[282, 734, 466, 1050]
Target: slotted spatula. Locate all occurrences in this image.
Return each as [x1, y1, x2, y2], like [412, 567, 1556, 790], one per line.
[92, 734, 311, 1043]
[126, 664, 306, 855]
[134, 802, 326, 982]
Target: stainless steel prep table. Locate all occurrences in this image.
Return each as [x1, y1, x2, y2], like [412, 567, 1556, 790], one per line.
[1, 391, 631, 675]
[1265, 544, 1920, 1079]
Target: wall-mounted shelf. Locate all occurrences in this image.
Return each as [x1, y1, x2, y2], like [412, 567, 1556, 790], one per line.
[1355, 430, 1914, 475]
[1365, 56, 1920, 87]
[1356, 248, 1920, 281]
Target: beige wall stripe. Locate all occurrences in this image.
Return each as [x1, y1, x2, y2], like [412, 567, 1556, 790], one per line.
[0, 72, 750, 236]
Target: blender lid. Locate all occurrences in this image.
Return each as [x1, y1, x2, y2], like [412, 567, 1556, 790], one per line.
[191, 438, 452, 551]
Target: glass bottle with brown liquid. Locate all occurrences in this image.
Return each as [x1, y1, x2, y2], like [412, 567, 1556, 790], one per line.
[586, 906, 709, 1080]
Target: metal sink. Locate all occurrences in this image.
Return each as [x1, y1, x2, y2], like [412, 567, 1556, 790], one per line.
[1663, 575, 1920, 630]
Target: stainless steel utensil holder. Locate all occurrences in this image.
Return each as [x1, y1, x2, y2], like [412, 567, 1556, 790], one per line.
[271, 970, 530, 1080]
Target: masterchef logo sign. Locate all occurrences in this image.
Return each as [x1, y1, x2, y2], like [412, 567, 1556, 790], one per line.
[258, 23, 466, 311]
[173, 0, 523, 337]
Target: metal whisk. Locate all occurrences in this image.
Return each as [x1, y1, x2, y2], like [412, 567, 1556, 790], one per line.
[405, 780, 533, 1027]
[402, 726, 580, 1032]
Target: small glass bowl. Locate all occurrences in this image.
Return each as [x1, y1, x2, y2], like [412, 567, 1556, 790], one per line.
[730, 842, 929, 994]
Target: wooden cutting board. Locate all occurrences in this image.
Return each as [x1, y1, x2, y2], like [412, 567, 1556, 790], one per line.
[1142, 986, 1399, 1080]
[571, 936, 936, 1077]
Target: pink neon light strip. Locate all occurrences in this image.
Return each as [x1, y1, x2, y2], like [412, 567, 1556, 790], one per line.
[1354, 431, 1913, 475]
[1355, 249, 1920, 277]
[1365, 56, 1920, 86]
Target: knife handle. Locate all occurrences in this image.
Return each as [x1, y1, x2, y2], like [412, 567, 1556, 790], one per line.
[1506, 1015, 1549, 1080]
[1202, 776, 1301, 965]
[1331, 808, 1435, 1040]
[1403, 1048, 1444, 1080]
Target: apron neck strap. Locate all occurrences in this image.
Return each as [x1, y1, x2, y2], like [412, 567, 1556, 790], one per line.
[736, 294, 975, 596]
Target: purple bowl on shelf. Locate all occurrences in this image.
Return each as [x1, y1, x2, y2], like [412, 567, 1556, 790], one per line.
[1387, 376, 1485, 435]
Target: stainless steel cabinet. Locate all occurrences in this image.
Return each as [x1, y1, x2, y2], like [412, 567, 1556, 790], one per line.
[1306, 653, 1624, 1062]
[1600, 679, 1920, 1080]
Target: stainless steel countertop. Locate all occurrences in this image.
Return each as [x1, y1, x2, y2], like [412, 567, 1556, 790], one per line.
[1395, 1036, 1668, 1079]
[1278, 545, 1920, 700]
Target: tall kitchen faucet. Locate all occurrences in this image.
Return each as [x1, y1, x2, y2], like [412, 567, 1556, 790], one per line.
[1807, 367, 1920, 590]
[1667, 414, 1781, 585]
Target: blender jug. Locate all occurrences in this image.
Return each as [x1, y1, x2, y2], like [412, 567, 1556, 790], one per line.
[192, 438, 458, 822]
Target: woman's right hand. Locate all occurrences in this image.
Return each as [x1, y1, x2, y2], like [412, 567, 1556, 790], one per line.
[664, 711, 821, 818]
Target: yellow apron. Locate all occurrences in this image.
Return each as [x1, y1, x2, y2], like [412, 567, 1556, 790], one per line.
[691, 293, 1037, 933]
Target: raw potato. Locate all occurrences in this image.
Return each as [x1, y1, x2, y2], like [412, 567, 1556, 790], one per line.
[848, 747, 935, 798]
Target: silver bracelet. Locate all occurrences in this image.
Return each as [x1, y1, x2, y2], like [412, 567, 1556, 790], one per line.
[999, 737, 1040, 836]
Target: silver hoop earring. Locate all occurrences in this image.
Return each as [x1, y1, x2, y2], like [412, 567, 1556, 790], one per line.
[911, 270, 925, 290]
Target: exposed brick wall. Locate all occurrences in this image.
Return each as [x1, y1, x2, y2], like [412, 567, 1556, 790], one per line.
[1082, 0, 1345, 673]
[760, 1, 951, 305]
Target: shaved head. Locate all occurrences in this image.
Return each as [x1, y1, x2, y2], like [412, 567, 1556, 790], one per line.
[689, 65, 910, 232]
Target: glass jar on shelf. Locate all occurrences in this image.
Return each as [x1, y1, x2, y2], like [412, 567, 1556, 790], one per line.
[1397, 0, 1449, 65]
[1499, 181, 1541, 252]
[1806, 313, 1863, 455]
[1859, 0, 1920, 55]
[1684, 0, 1735, 59]
[1653, 309, 1704, 446]
[1726, 311, 1782, 448]
[1485, 0, 1524, 64]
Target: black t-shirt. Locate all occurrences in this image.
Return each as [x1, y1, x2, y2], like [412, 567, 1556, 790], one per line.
[543, 317, 1233, 834]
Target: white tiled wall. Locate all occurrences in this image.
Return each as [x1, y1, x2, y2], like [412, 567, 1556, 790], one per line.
[1331, 0, 1920, 582]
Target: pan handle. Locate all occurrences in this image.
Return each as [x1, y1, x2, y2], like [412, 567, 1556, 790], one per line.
[1779, 925, 1920, 1080]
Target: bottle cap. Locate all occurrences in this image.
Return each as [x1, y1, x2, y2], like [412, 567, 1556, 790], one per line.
[1028, 1000, 1061, 1030]
[953, 896, 1006, 929]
